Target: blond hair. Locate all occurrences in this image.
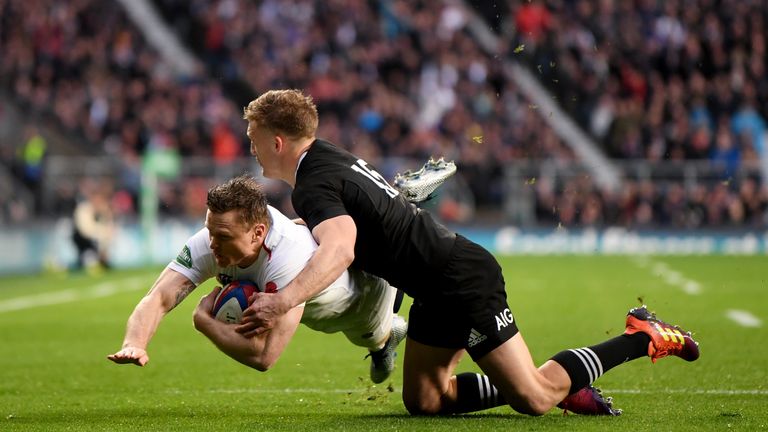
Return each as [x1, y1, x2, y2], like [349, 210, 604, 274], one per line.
[243, 89, 318, 139]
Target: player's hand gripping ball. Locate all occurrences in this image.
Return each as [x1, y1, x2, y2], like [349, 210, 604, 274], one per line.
[211, 280, 259, 323]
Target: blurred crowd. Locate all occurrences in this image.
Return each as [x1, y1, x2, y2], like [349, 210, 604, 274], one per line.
[504, 0, 767, 163]
[152, 0, 575, 208]
[530, 175, 767, 230]
[499, 0, 768, 226]
[1, 0, 766, 228]
[0, 0, 245, 221]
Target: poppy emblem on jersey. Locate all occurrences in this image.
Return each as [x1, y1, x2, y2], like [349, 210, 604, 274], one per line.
[264, 281, 278, 293]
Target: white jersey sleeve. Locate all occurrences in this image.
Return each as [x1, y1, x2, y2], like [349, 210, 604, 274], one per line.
[167, 228, 218, 286]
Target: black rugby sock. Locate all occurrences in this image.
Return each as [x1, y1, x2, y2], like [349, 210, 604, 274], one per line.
[551, 333, 651, 394]
[451, 373, 506, 413]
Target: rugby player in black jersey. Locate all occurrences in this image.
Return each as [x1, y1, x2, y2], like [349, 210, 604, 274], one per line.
[235, 89, 700, 416]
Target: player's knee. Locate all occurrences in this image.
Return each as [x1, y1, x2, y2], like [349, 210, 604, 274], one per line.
[402, 392, 443, 416]
[514, 401, 549, 416]
[508, 390, 551, 416]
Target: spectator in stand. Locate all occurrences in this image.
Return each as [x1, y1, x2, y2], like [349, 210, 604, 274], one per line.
[14, 125, 47, 211]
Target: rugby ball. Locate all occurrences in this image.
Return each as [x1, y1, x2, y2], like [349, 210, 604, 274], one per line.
[211, 280, 259, 324]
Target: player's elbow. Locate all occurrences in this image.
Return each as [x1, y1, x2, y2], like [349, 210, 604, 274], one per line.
[335, 244, 355, 268]
[246, 353, 277, 372]
[252, 363, 271, 372]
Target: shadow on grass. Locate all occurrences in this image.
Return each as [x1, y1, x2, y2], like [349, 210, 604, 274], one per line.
[6, 405, 623, 432]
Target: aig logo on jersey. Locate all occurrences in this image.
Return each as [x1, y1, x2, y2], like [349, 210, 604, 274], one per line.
[495, 308, 514, 331]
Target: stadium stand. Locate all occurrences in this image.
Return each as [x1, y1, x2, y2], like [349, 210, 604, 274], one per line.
[493, 0, 768, 228]
[150, 0, 577, 213]
[0, 0, 246, 220]
[0, 0, 766, 228]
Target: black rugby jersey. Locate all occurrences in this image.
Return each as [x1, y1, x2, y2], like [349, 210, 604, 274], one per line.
[292, 139, 456, 296]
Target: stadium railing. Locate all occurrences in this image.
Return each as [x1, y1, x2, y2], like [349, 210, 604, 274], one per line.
[0, 156, 765, 275]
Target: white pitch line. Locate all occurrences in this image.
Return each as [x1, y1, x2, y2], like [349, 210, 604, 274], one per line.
[173, 388, 768, 396]
[682, 280, 702, 295]
[607, 389, 768, 395]
[0, 276, 148, 313]
[725, 309, 763, 328]
[631, 257, 702, 295]
[207, 388, 363, 394]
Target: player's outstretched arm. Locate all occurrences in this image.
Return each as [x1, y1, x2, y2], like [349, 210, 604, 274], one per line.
[107, 267, 196, 366]
[236, 215, 357, 337]
[193, 287, 303, 371]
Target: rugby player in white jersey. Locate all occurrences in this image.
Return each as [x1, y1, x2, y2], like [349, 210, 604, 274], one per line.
[108, 175, 407, 383]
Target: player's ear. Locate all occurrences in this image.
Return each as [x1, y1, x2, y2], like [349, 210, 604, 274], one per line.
[251, 223, 267, 243]
[273, 134, 285, 153]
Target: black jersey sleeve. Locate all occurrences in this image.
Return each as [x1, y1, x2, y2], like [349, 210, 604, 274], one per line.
[292, 140, 456, 292]
[292, 176, 348, 232]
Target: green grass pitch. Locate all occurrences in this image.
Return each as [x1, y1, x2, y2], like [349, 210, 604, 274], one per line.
[0, 256, 766, 431]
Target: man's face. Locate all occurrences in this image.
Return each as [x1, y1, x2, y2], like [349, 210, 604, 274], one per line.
[247, 120, 278, 178]
[205, 209, 262, 268]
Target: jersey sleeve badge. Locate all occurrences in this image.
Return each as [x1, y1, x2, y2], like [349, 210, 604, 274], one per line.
[175, 245, 193, 268]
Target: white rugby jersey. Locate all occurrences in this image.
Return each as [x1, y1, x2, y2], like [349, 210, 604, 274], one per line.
[168, 205, 362, 331]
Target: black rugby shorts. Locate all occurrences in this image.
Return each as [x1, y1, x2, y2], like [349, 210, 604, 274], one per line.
[407, 234, 519, 360]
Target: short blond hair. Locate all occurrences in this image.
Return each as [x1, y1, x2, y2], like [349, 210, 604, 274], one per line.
[243, 89, 318, 139]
